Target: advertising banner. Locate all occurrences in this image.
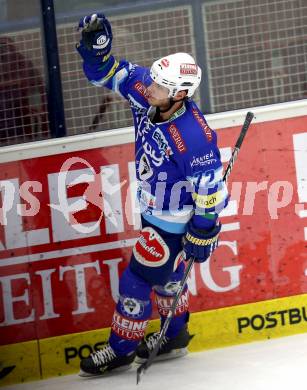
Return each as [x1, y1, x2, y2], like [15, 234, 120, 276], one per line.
[1, 113, 306, 351]
[0, 107, 306, 382]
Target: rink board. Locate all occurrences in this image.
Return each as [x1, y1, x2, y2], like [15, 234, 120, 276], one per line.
[1, 292, 307, 385]
[0, 100, 307, 386]
[0, 340, 41, 384]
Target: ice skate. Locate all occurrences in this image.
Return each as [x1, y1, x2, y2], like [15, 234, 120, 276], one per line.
[135, 325, 193, 364]
[79, 343, 135, 377]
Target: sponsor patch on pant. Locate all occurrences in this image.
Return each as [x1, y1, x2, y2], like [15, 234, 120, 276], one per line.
[133, 227, 170, 267]
[111, 311, 148, 340]
[155, 290, 189, 317]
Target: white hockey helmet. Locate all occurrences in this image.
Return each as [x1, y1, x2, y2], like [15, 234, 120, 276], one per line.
[150, 52, 202, 98]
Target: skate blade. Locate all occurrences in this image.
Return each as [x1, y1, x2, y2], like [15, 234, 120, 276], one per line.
[78, 364, 132, 378]
[134, 347, 188, 365]
[79, 369, 99, 378]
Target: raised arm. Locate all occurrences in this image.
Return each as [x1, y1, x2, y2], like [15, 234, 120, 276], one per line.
[76, 13, 149, 108]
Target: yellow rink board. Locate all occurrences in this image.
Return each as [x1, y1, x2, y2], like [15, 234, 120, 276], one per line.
[0, 340, 40, 387]
[1, 293, 307, 386]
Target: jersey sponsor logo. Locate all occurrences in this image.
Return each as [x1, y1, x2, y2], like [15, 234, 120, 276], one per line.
[190, 151, 217, 168]
[139, 153, 153, 180]
[167, 124, 186, 153]
[192, 108, 213, 141]
[155, 289, 189, 316]
[119, 296, 145, 318]
[134, 81, 148, 99]
[111, 311, 148, 340]
[180, 63, 198, 75]
[193, 190, 222, 208]
[133, 227, 170, 267]
[152, 128, 173, 157]
[161, 58, 170, 67]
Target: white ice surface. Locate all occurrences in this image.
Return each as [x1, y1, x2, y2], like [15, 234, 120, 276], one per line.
[4, 332, 307, 390]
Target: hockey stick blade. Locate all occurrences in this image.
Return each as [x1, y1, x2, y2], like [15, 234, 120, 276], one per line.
[136, 362, 145, 384]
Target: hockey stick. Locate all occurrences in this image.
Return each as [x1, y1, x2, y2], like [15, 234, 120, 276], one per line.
[222, 111, 254, 183]
[136, 256, 194, 384]
[136, 111, 254, 384]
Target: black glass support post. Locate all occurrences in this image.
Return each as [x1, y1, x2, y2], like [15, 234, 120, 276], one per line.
[40, 0, 66, 137]
[191, 0, 212, 114]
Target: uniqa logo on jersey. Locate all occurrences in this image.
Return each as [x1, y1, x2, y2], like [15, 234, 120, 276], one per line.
[133, 227, 170, 267]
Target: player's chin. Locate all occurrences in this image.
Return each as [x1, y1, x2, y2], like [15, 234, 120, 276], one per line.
[147, 97, 158, 106]
[148, 97, 169, 108]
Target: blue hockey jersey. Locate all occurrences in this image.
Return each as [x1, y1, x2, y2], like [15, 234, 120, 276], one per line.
[81, 56, 228, 234]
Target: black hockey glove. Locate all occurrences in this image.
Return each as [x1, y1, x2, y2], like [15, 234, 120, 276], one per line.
[183, 221, 221, 263]
[76, 13, 113, 64]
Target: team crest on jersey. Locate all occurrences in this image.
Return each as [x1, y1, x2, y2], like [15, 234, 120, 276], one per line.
[133, 227, 170, 267]
[143, 141, 164, 167]
[139, 153, 153, 180]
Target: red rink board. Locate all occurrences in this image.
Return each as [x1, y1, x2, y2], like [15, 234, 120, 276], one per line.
[0, 115, 306, 345]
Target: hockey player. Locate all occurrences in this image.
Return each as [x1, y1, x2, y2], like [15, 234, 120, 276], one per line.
[76, 13, 228, 376]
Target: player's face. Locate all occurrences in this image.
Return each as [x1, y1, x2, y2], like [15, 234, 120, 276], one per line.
[145, 82, 170, 107]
